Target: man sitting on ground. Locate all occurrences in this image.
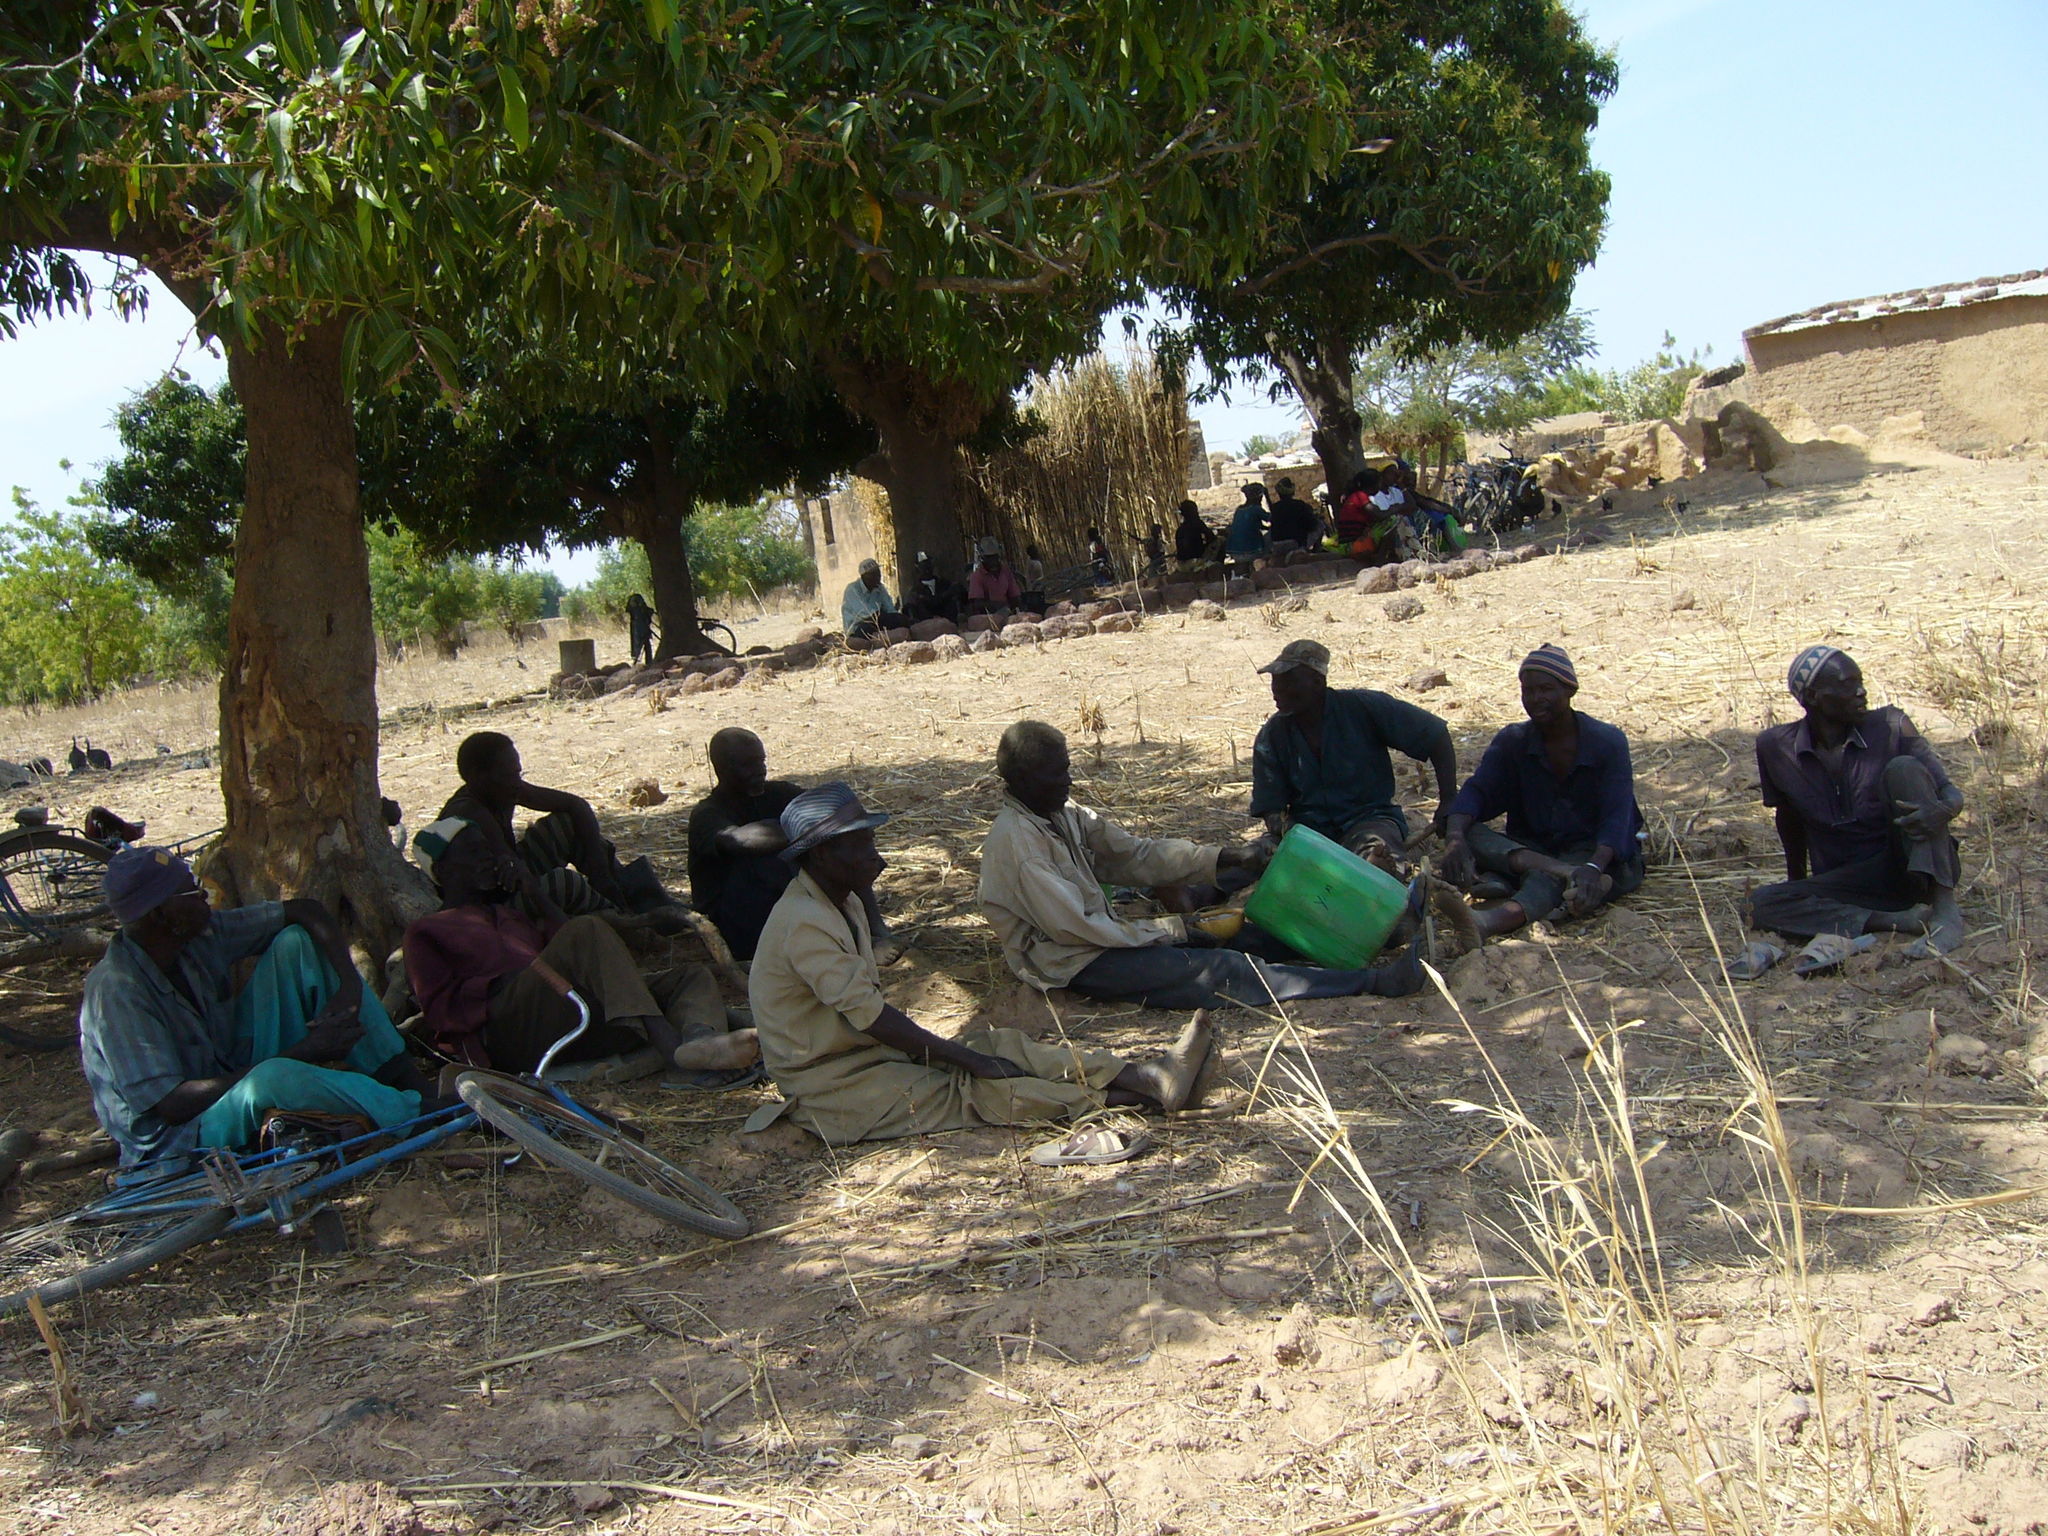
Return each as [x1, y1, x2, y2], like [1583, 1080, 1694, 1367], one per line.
[1749, 646, 1965, 956]
[1440, 645, 1644, 939]
[979, 721, 1426, 1009]
[80, 848, 438, 1168]
[966, 538, 1025, 619]
[403, 819, 757, 1080]
[1173, 500, 1213, 566]
[1250, 639, 1459, 865]
[1267, 478, 1322, 555]
[1223, 483, 1269, 572]
[442, 731, 676, 918]
[841, 558, 908, 642]
[903, 553, 964, 627]
[748, 784, 1212, 1144]
[687, 727, 901, 965]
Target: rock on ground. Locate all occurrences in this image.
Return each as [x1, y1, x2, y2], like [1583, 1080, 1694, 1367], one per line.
[1383, 595, 1425, 623]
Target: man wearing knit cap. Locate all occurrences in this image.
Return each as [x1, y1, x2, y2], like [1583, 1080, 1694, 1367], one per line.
[748, 783, 1213, 1143]
[1250, 638, 1459, 863]
[1441, 645, 1644, 938]
[1749, 646, 1965, 955]
[78, 849, 439, 1168]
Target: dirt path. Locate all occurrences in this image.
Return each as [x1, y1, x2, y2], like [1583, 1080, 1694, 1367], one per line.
[2, 456, 2046, 1536]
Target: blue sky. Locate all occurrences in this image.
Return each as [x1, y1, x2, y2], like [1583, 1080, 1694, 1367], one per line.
[4, 0, 2045, 581]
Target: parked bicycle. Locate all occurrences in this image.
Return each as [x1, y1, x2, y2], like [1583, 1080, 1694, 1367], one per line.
[1455, 456, 1550, 537]
[0, 812, 220, 1053]
[0, 986, 748, 1316]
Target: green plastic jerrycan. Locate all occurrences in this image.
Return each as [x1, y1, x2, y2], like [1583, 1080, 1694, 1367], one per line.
[1242, 824, 1409, 969]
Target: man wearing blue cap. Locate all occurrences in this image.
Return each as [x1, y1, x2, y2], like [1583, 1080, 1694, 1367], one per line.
[748, 783, 1213, 1143]
[1748, 646, 1965, 955]
[78, 849, 439, 1169]
[1440, 644, 1644, 939]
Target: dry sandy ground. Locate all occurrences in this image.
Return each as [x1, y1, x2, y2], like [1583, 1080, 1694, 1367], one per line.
[2, 454, 2047, 1536]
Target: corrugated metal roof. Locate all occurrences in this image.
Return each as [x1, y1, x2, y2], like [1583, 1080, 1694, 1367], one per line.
[1745, 268, 2048, 339]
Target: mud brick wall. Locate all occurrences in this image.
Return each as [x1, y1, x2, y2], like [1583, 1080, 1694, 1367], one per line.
[1745, 294, 2048, 453]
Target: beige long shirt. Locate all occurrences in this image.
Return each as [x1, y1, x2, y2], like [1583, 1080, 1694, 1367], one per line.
[747, 867, 1117, 1143]
[977, 795, 1220, 990]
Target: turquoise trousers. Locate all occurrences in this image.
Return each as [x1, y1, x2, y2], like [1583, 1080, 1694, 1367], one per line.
[194, 927, 422, 1150]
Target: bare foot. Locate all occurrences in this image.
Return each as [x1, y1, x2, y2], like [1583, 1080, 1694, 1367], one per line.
[872, 936, 905, 966]
[672, 1028, 761, 1072]
[1426, 876, 1481, 959]
[1124, 1012, 1214, 1114]
[1904, 891, 1964, 958]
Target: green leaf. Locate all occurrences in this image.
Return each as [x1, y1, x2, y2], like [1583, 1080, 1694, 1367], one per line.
[265, 107, 294, 167]
[497, 62, 530, 151]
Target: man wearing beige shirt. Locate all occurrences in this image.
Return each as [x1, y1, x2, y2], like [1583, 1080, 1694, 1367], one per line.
[979, 721, 1425, 1008]
[747, 783, 1212, 1145]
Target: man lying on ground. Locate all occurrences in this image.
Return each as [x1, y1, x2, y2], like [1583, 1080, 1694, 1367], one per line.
[80, 848, 440, 1169]
[841, 558, 909, 642]
[1440, 645, 1645, 939]
[748, 784, 1212, 1144]
[1250, 639, 1459, 865]
[442, 730, 677, 918]
[1749, 646, 1965, 956]
[686, 727, 901, 966]
[403, 819, 757, 1081]
[979, 721, 1426, 1009]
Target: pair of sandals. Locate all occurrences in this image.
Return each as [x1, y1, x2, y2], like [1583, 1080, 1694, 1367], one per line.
[1725, 932, 1878, 981]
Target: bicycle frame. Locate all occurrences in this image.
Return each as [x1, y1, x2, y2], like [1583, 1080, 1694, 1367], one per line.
[87, 992, 610, 1241]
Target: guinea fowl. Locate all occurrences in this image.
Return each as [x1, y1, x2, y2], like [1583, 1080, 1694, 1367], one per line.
[84, 740, 112, 771]
[67, 738, 89, 773]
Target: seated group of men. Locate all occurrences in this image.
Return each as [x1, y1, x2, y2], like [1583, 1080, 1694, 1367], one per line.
[841, 543, 1046, 641]
[78, 640, 1967, 1171]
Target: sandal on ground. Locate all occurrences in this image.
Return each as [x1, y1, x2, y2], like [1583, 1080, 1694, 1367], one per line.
[1791, 932, 1876, 977]
[1027, 1124, 1152, 1167]
[1726, 939, 1786, 981]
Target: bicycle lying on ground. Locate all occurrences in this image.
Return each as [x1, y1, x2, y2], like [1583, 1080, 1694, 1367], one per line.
[0, 812, 221, 1052]
[0, 985, 748, 1316]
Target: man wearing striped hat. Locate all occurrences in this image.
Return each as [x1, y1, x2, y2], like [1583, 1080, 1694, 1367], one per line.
[1748, 646, 1965, 956]
[1440, 644, 1644, 939]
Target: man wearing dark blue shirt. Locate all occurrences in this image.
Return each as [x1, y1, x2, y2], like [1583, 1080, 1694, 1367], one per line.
[1249, 639, 1458, 864]
[1441, 645, 1644, 939]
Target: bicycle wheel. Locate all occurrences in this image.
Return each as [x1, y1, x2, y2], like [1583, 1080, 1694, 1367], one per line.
[0, 1201, 230, 1317]
[0, 830, 114, 935]
[455, 1074, 748, 1238]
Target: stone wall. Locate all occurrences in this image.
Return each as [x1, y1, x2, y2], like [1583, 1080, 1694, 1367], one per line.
[1745, 293, 2048, 452]
[800, 482, 893, 594]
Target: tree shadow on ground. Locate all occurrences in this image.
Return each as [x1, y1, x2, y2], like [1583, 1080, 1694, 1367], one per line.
[0, 716, 2041, 1534]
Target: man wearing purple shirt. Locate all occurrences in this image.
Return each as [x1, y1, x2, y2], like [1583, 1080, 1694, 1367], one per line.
[1750, 646, 1965, 955]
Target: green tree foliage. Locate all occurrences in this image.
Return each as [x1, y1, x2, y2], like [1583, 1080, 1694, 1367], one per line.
[88, 372, 243, 585]
[1165, 1, 1616, 497]
[1240, 434, 1286, 458]
[1530, 334, 1709, 424]
[0, 496, 154, 704]
[565, 500, 815, 625]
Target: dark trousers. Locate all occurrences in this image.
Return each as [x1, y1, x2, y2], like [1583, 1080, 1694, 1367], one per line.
[1750, 756, 1960, 939]
[1067, 923, 1419, 1010]
[848, 612, 909, 641]
[1465, 823, 1645, 923]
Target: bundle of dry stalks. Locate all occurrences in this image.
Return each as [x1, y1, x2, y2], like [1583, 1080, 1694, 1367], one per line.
[958, 352, 1188, 577]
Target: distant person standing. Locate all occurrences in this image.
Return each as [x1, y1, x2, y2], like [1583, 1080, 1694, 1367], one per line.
[1020, 543, 1048, 611]
[1085, 527, 1114, 585]
[625, 593, 656, 667]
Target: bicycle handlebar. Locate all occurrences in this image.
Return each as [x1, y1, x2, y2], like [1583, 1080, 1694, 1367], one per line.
[532, 988, 593, 1083]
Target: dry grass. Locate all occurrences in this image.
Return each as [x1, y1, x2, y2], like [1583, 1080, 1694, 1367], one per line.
[960, 351, 1188, 572]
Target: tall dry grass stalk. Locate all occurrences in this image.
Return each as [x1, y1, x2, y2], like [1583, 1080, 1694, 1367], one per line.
[958, 352, 1188, 573]
[1251, 929, 1917, 1534]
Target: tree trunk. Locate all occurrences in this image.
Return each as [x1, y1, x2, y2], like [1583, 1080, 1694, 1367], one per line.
[827, 357, 983, 592]
[213, 318, 430, 963]
[1271, 335, 1366, 499]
